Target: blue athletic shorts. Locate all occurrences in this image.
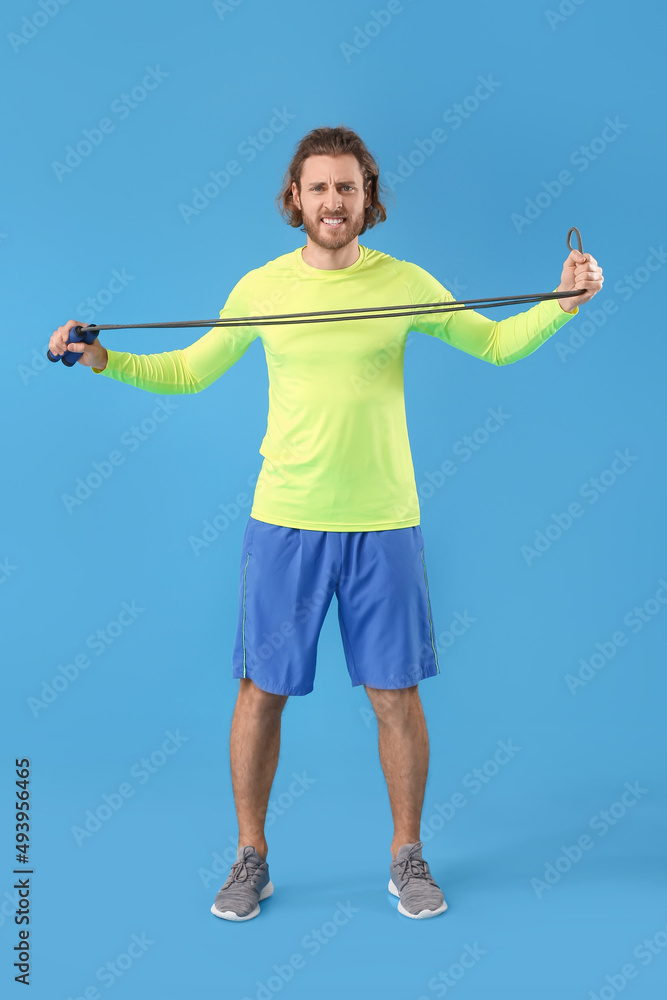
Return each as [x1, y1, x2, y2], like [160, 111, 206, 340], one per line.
[231, 516, 440, 696]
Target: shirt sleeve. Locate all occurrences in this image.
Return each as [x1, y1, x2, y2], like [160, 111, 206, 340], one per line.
[91, 272, 260, 393]
[404, 262, 578, 366]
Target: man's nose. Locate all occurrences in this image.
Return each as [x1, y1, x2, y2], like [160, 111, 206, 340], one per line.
[323, 189, 343, 210]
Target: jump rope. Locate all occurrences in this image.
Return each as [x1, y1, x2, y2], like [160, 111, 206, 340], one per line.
[47, 227, 587, 368]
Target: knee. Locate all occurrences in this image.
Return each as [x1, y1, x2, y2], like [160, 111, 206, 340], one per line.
[239, 678, 288, 713]
[365, 684, 419, 722]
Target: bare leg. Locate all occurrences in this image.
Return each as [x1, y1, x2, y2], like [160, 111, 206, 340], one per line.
[364, 684, 429, 859]
[229, 678, 288, 860]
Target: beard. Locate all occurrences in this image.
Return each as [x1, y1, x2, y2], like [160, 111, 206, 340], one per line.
[300, 203, 366, 250]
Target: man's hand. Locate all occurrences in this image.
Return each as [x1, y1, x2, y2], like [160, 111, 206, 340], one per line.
[556, 250, 604, 312]
[49, 320, 108, 369]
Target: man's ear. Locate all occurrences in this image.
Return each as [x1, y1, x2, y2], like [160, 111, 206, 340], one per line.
[291, 180, 300, 209]
[364, 181, 372, 209]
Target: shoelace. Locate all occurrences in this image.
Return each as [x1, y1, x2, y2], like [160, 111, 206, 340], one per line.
[396, 856, 439, 888]
[225, 858, 261, 886]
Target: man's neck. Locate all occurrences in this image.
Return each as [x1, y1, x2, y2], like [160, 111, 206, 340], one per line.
[301, 239, 361, 270]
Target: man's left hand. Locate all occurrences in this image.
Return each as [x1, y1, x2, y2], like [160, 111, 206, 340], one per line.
[556, 250, 604, 312]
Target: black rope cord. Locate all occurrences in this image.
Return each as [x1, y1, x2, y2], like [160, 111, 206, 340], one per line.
[77, 226, 586, 333]
[80, 290, 582, 333]
[79, 227, 586, 333]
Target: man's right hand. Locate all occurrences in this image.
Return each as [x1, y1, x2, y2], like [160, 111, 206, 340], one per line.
[49, 320, 108, 369]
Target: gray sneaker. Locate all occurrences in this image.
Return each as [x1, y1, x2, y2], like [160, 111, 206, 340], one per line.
[210, 845, 274, 921]
[388, 841, 448, 919]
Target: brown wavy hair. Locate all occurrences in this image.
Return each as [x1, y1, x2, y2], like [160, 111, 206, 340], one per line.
[276, 125, 388, 234]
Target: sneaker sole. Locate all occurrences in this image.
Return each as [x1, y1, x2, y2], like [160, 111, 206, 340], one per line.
[210, 880, 274, 921]
[388, 878, 448, 919]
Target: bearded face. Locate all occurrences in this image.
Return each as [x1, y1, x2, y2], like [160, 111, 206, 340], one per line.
[293, 153, 370, 253]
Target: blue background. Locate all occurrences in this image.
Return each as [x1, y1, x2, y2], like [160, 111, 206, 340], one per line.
[2, 0, 666, 997]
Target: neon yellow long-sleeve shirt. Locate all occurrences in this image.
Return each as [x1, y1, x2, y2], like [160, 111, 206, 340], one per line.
[92, 244, 577, 530]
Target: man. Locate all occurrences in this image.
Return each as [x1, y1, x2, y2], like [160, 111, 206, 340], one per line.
[49, 125, 603, 922]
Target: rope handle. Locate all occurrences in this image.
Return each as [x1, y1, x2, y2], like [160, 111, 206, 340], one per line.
[567, 226, 584, 255]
